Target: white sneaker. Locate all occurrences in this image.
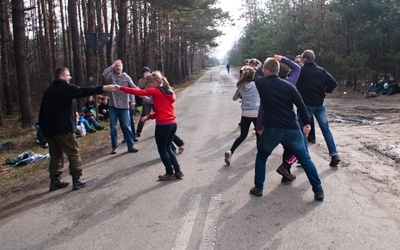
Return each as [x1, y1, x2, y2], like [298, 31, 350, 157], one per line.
[224, 150, 232, 165]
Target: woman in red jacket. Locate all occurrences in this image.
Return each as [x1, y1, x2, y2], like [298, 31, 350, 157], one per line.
[117, 71, 183, 180]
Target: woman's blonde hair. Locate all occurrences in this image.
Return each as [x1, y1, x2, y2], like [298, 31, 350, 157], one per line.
[145, 71, 172, 89]
[237, 66, 255, 88]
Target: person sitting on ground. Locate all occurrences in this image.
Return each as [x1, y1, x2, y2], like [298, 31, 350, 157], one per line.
[368, 74, 387, 94]
[98, 96, 109, 121]
[79, 111, 104, 132]
[82, 95, 97, 115]
[381, 75, 399, 95]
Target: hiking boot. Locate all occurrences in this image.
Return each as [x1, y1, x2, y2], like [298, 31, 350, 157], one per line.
[72, 176, 87, 190]
[276, 164, 295, 181]
[329, 155, 340, 167]
[175, 171, 184, 179]
[224, 150, 232, 165]
[314, 192, 324, 201]
[178, 142, 185, 154]
[158, 174, 176, 181]
[128, 146, 139, 153]
[110, 147, 118, 154]
[49, 176, 70, 191]
[249, 186, 263, 197]
[281, 174, 296, 184]
[96, 126, 105, 131]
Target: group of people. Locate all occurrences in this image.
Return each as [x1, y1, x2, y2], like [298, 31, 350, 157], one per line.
[363, 73, 399, 97]
[225, 50, 341, 201]
[39, 61, 184, 191]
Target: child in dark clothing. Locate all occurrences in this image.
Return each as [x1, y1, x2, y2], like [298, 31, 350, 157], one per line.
[98, 96, 109, 120]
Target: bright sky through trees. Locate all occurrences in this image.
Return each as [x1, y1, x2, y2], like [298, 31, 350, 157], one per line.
[215, 0, 245, 59]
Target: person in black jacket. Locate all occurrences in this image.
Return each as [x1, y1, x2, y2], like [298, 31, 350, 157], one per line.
[296, 50, 340, 167]
[250, 57, 324, 201]
[39, 67, 115, 191]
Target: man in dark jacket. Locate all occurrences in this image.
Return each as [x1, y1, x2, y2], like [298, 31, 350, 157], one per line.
[39, 67, 115, 191]
[250, 57, 324, 201]
[296, 50, 340, 167]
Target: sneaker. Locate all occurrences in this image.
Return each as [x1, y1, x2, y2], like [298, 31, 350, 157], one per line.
[314, 192, 324, 201]
[224, 150, 232, 165]
[43, 143, 49, 148]
[96, 126, 105, 131]
[110, 147, 118, 154]
[178, 142, 185, 154]
[281, 174, 296, 184]
[276, 164, 295, 181]
[249, 186, 263, 197]
[158, 174, 176, 181]
[329, 155, 340, 167]
[175, 171, 184, 179]
[128, 147, 139, 153]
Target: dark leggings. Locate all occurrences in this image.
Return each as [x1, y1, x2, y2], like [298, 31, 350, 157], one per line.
[230, 116, 259, 154]
[155, 123, 180, 175]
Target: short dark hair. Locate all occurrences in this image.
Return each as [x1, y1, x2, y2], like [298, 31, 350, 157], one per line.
[55, 67, 68, 78]
[302, 50, 315, 61]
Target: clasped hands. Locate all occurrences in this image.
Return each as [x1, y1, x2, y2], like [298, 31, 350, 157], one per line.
[102, 84, 121, 92]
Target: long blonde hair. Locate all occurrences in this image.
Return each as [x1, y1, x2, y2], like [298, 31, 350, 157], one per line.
[146, 71, 172, 89]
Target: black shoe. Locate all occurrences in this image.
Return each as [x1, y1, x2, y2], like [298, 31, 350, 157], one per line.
[307, 138, 316, 144]
[329, 155, 340, 167]
[314, 192, 324, 201]
[89, 129, 96, 133]
[96, 126, 105, 131]
[121, 139, 126, 143]
[72, 176, 87, 190]
[49, 176, 70, 191]
[281, 174, 296, 184]
[136, 133, 141, 138]
[250, 186, 263, 196]
[276, 164, 295, 181]
[134, 138, 138, 142]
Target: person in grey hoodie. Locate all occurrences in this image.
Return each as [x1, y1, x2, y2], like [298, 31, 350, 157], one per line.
[225, 66, 260, 165]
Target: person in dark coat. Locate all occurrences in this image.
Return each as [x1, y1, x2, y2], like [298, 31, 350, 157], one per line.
[39, 67, 115, 191]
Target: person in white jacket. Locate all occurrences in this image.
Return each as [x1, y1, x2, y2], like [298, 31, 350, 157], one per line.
[225, 66, 260, 165]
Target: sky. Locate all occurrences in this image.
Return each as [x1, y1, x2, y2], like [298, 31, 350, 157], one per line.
[214, 0, 246, 59]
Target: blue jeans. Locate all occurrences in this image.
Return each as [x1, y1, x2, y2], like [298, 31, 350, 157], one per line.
[109, 106, 134, 148]
[306, 105, 338, 157]
[155, 123, 180, 175]
[254, 128, 323, 195]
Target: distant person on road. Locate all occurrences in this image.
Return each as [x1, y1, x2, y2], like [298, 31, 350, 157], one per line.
[250, 57, 324, 201]
[102, 59, 138, 154]
[296, 49, 340, 167]
[226, 62, 231, 73]
[116, 71, 183, 181]
[39, 67, 115, 191]
[225, 66, 260, 165]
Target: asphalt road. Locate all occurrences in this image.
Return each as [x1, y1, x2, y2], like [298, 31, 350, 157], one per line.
[1, 66, 399, 250]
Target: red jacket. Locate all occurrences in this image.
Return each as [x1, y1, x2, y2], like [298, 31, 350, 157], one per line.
[119, 86, 176, 125]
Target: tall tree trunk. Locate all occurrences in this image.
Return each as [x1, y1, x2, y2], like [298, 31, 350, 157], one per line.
[40, 0, 53, 83]
[59, 0, 69, 67]
[68, 0, 84, 86]
[117, 0, 128, 65]
[106, 0, 116, 65]
[84, 0, 96, 85]
[0, 0, 13, 117]
[11, 0, 33, 127]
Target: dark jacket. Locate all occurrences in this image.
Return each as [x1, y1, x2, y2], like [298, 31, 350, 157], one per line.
[255, 75, 310, 130]
[296, 61, 337, 106]
[39, 79, 104, 137]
